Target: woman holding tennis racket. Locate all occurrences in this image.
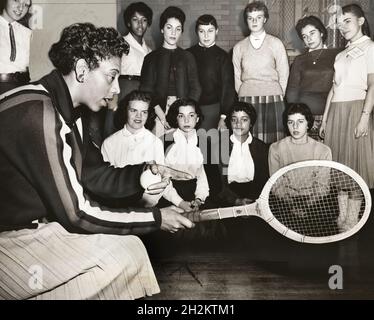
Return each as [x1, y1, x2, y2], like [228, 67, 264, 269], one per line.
[320, 4, 374, 190]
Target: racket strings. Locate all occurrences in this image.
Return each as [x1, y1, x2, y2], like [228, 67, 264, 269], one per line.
[269, 167, 365, 237]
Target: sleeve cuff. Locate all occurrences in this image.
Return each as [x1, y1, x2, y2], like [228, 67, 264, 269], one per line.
[152, 207, 162, 228]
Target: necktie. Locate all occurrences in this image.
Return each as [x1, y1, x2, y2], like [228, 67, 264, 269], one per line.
[9, 23, 16, 62]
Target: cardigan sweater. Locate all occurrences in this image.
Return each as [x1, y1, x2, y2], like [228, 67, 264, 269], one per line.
[140, 46, 201, 110]
[0, 70, 161, 234]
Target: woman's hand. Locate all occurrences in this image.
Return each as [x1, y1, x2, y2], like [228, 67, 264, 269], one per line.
[319, 120, 327, 139]
[354, 116, 370, 139]
[178, 200, 193, 212]
[144, 162, 193, 195]
[191, 198, 203, 212]
[161, 118, 171, 130]
[217, 118, 227, 130]
[234, 198, 253, 206]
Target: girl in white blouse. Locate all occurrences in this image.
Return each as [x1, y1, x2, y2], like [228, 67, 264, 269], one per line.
[101, 90, 184, 208]
[161, 98, 209, 212]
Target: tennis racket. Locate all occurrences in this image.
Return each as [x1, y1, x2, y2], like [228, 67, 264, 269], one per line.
[186, 160, 371, 244]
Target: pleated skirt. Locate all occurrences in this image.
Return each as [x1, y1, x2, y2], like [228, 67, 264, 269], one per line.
[239, 95, 285, 144]
[325, 100, 374, 188]
[0, 222, 160, 300]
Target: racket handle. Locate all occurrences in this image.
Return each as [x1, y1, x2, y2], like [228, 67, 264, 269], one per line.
[185, 203, 258, 222]
[183, 209, 222, 222]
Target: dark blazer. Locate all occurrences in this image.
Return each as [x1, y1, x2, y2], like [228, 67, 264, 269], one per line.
[140, 47, 201, 110]
[218, 134, 269, 205]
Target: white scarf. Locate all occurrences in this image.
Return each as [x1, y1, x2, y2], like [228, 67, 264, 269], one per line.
[165, 129, 204, 177]
[228, 133, 255, 184]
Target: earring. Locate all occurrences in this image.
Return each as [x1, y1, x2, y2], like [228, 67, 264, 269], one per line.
[77, 75, 85, 83]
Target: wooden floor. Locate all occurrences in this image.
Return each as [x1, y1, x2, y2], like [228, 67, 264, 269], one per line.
[148, 251, 374, 300]
[142, 217, 374, 300]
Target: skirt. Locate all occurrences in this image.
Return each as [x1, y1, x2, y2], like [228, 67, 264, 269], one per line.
[324, 100, 374, 188]
[239, 95, 285, 144]
[199, 102, 221, 131]
[0, 222, 160, 300]
[298, 92, 327, 142]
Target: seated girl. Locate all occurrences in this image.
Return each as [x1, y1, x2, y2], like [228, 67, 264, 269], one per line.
[218, 101, 269, 206]
[160, 98, 209, 212]
[101, 90, 184, 208]
[269, 103, 332, 176]
[268, 103, 334, 237]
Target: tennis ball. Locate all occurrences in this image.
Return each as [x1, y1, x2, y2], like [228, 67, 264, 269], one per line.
[140, 169, 162, 190]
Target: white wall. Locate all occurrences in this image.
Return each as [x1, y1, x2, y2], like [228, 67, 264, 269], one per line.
[29, 0, 117, 80]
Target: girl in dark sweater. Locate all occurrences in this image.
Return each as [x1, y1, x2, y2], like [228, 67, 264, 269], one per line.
[140, 6, 201, 137]
[187, 14, 236, 130]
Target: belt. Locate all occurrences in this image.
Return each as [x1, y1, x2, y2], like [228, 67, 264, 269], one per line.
[0, 72, 30, 83]
[120, 75, 141, 81]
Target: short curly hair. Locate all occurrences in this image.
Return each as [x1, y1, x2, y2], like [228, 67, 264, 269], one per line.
[195, 14, 218, 33]
[225, 102, 257, 132]
[49, 23, 129, 75]
[166, 98, 203, 129]
[283, 103, 314, 134]
[123, 2, 153, 27]
[243, 1, 269, 22]
[114, 90, 155, 131]
[159, 6, 186, 32]
[295, 16, 327, 44]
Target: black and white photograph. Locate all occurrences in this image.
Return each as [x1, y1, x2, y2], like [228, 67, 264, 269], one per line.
[1, 0, 374, 304]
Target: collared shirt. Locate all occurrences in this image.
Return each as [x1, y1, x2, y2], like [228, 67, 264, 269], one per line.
[198, 42, 215, 48]
[249, 30, 266, 49]
[101, 125, 183, 206]
[120, 32, 151, 76]
[0, 15, 32, 73]
[101, 126, 164, 168]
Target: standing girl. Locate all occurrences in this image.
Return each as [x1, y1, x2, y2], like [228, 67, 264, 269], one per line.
[286, 16, 341, 140]
[320, 4, 374, 189]
[233, 1, 289, 144]
[188, 14, 236, 130]
[103, 2, 153, 138]
[140, 6, 201, 137]
[0, 0, 32, 95]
